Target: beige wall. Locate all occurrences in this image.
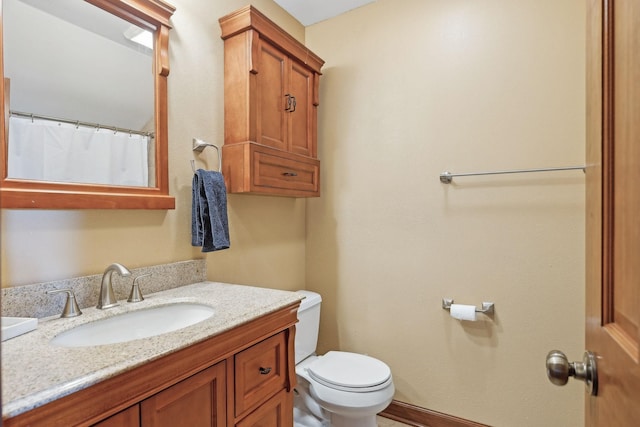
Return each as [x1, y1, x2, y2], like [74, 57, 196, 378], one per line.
[304, 0, 586, 426]
[0, 0, 307, 291]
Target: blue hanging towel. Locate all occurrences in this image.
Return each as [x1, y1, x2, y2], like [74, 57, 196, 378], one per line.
[192, 169, 230, 252]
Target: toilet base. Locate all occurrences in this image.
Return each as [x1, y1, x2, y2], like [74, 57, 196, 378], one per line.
[294, 387, 329, 427]
[294, 385, 379, 427]
[293, 408, 328, 427]
[331, 413, 378, 427]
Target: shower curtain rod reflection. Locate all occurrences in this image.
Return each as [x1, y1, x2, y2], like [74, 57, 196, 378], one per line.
[439, 165, 586, 184]
[9, 110, 154, 138]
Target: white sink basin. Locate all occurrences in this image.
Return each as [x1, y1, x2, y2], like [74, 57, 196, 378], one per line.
[50, 303, 215, 347]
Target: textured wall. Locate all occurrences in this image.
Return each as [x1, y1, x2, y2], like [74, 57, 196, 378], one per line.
[304, 0, 586, 425]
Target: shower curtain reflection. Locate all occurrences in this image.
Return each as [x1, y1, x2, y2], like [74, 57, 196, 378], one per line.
[7, 115, 149, 187]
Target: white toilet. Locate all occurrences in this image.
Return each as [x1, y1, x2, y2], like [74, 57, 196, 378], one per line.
[294, 290, 395, 427]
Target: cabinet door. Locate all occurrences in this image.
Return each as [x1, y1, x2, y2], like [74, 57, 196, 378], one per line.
[140, 362, 226, 427]
[257, 41, 288, 152]
[92, 405, 140, 427]
[288, 61, 315, 158]
[235, 389, 293, 427]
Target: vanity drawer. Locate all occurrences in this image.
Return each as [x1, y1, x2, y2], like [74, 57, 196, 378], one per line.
[234, 331, 287, 416]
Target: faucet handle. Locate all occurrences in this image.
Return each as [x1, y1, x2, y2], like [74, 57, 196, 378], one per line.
[47, 289, 82, 318]
[128, 273, 151, 303]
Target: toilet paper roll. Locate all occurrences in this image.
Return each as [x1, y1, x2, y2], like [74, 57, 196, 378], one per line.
[450, 304, 477, 321]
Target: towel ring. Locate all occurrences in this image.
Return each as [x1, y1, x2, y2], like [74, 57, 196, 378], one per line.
[191, 138, 221, 173]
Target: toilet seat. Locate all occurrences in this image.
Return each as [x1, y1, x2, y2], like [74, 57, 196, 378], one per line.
[306, 351, 392, 393]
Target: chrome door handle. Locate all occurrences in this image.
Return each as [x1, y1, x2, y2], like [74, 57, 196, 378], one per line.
[546, 350, 598, 396]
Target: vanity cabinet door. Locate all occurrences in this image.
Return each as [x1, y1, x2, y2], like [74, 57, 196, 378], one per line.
[140, 362, 226, 427]
[235, 389, 292, 427]
[288, 60, 316, 158]
[255, 40, 316, 159]
[256, 40, 288, 153]
[92, 405, 140, 427]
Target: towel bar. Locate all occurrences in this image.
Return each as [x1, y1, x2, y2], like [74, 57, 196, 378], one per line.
[439, 166, 585, 184]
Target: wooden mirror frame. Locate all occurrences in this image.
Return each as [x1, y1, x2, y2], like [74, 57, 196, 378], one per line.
[0, 0, 176, 209]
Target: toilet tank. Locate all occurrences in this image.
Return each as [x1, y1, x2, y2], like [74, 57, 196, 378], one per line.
[295, 290, 322, 364]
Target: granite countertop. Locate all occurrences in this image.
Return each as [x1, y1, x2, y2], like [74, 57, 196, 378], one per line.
[1, 281, 302, 419]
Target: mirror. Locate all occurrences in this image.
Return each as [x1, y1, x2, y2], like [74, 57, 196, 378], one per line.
[6, 0, 155, 188]
[0, 0, 176, 209]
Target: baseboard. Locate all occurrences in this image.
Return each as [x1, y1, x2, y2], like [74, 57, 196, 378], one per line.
[379, 400, 490, 427]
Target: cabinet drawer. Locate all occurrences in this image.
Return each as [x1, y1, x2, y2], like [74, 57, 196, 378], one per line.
[222, 142, 320, 197]
[253, 149, 318, 194]
[235, 332, 287, 416]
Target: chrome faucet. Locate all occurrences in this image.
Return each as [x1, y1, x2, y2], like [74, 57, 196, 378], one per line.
[97, 263, 131, 309]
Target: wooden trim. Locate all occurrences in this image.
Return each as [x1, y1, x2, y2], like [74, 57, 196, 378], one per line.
[0, 0, 176, 210]
[2, 78, 7, 149]
[585, 0, 603, 334]
[600, 0, 615, 326]
[285, 325, 297, 392]
[0, 187, 175, 209]
[219, 5, 324, 74]
[154, 23, 170, 196]
[379, 400, 490, 427]
[86, 0, 175, 29]
[0, 0, 6, 192]
[156, 25, 171, 77]
[226, 351, 237, 427]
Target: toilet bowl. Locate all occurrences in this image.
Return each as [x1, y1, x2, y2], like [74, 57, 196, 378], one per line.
[296, 352, 395, 426]
[293, 291, 394, 427]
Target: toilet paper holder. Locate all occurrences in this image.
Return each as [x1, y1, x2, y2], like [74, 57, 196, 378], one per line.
[442, 298, 495, 315]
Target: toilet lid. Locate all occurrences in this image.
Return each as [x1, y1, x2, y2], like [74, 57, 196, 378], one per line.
[307, 351, 392, 392]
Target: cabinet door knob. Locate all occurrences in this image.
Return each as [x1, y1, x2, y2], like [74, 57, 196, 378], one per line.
[290, 96, 296, 112]
[284, 94, 292, 111]
[259, 367, 272, 375]
[282, 171, 298, 177]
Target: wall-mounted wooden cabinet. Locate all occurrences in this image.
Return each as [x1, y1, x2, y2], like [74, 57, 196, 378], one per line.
[219, 6, 324, 197]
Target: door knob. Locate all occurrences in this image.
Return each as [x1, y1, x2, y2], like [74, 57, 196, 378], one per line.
[545, 350, 598, 396]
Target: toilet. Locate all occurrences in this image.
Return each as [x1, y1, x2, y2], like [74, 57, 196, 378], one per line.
[294, 290, 394, 427]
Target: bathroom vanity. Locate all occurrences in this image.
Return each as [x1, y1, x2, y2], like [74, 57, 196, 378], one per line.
[1, 282, 301, 427]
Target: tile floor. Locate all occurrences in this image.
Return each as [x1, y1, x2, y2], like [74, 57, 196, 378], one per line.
[376, 416, 412, 426]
